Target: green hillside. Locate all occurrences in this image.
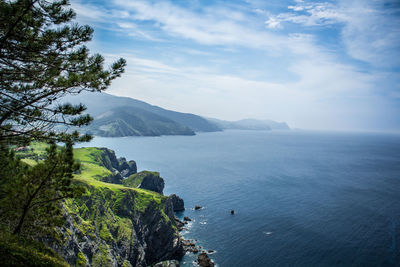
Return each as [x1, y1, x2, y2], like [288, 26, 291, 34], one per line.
[86, 106, 195, 137]
[63, 92, 221, 136]
[8, 145, 183, 266]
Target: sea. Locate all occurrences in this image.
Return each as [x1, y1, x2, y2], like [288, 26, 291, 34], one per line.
[78, 130, 400, 267]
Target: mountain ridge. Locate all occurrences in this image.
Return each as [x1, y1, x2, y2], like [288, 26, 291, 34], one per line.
[63, 92, 289, 137]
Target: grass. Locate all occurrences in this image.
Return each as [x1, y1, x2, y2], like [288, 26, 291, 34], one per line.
[15, 145, 172, 259]
[0, 232, 69, 267]
[123, 170, 160, 188]
[21, 158, 37, 166]
[7, 144, 175, 266]
[74, 147, 105, 165]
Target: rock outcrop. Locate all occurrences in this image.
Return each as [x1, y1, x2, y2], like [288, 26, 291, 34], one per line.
[168, 194, 184, 212]
[197, 252, 214, 267]
[46, 185, 184, 267]
[46, 147, 185, 267]
[153, 260, 180, 267]
[96, 148, 138, 184]
[123, 171, 165, 194]
[138, 173, 165, 194]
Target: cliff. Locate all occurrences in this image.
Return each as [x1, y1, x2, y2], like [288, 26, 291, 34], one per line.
[43, 147, 184, 267]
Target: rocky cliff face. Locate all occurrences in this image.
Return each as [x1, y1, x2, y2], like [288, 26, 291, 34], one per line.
[46, 185, 184, 267]
[168, 194, 185, 212]
[123, 171, 165, 195]
[44, 147, 184, 267]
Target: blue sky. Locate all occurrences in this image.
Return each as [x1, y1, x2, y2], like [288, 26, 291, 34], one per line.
[71, 0, 400, 131]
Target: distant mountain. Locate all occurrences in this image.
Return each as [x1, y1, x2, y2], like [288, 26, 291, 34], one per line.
[63, 92, 220, 137]
[87, 106, 195, 137]
[207, 118, 290, 131]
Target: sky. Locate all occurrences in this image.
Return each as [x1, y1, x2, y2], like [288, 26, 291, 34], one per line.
[70, 0, 400, 131]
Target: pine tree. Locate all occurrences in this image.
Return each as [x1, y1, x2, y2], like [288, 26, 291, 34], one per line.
[0, 0, 126, 144]
[0, 141, 83, 236]
[0, 0, 126, 237]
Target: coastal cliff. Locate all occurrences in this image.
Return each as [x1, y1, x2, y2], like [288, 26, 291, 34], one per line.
[42, 147, 185, 266]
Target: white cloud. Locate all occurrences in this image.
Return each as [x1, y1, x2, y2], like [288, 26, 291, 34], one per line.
[265, 0, 400, 67]
[70, 0, 400, 130]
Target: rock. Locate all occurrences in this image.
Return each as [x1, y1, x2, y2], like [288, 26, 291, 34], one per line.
[102, 171, 123, 184]
[183, 216, 191, 222]
[99, 148, 120, 171]
[127, 160, 137, 174]
[168, 194, 185, 212]
[138, 172, 165, 194]
[118, 159, 137, 177]
[195, 205, 202, 210]
[175, 217, 185, 231]
[44, 186, 184, 267]
[153, 260, 180, 267]
[197, 252, 214, 267]
[118, 158, 129, 171]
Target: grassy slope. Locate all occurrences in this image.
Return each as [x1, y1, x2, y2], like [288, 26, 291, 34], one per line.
[66, 147, 170, 265]
[123, 170, 160, 188]
[73, 146, 166, 211]
[0, 232, 69, 267]
[11, 145, 172, 266]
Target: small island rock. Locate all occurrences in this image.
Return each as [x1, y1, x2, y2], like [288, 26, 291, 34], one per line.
[168, 194, 185, 212]
[197, 252, 214, 267]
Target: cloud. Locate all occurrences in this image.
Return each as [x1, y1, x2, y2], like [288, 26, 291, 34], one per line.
[105, 50, 384, 130]
[111, 0, 291, 52]
[265, 0, 400, 67]
[70, 0, 400, 131]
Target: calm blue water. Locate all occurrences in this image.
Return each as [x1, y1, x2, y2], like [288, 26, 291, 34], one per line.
[78, 130, 400, 266]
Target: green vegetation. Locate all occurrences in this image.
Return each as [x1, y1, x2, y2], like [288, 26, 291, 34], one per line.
[0, 232, 68, 267]
[123, 170, 160, 188]
[87, 106, 195, 137]
[75, 251, 87, 267]
[0, 0, 125, 144]
[92, 243, 113, 266]
[0, 1, 178, 266]
[0, 141, 83, 236]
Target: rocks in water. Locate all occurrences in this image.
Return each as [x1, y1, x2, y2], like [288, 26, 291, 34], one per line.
[183, 216, 191, 222]
[182, 239, 202, 254]
[195, 205, 202, 210]
[153, 260, 180, 267]
[197, 252, 214, 267]
[168, 194, 185, 212]
[175, 217, 185, 231]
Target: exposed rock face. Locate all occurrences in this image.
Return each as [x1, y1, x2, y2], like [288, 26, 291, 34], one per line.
[46, 186, 183, 267]
[168, 194, 184, 212]
[197, 252, 214, 267]
[153, 260, 180, 267]
[138, 173, 165, 194]
[119, 160, 137, 177]
[95, 148, 137, 184]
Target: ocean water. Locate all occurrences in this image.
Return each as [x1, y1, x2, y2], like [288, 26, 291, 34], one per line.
[78, 130, 400, 266]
